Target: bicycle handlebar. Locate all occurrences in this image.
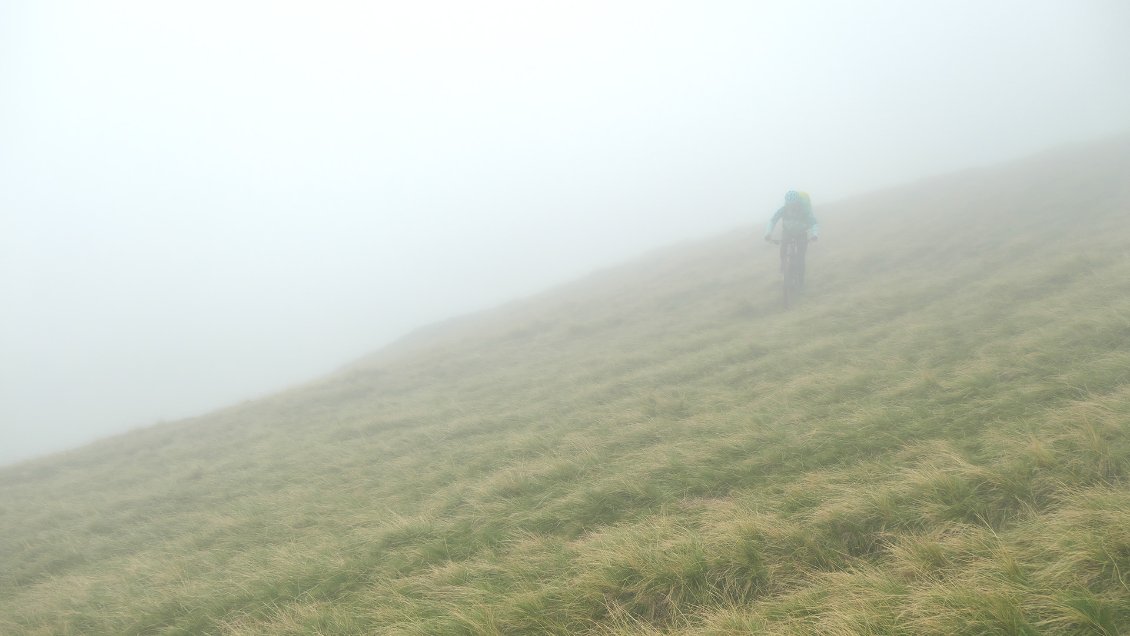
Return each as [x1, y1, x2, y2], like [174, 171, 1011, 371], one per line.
[766, 237, 818, 245]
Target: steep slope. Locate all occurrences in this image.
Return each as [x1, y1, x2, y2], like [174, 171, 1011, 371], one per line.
[2, 136, 1129, 635]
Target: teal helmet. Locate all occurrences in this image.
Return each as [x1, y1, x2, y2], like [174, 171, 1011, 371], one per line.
[784, 191, 811, 208]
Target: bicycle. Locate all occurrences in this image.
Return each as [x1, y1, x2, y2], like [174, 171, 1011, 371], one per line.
[769, 237, 807, 309]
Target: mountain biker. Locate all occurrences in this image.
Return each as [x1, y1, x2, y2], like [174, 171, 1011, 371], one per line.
[764, 190, 820, 288]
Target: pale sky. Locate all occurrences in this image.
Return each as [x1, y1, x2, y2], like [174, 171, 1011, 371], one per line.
[2, 0, 1129, 465]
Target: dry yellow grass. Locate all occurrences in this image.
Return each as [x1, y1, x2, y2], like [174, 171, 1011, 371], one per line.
[2, 136, 1129, 634]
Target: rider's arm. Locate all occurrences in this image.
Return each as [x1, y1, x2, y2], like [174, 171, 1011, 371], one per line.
[764, 208, 784, 240]
[808, 212, 820, 239]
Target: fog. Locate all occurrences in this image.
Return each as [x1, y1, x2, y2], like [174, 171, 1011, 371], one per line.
[2, 1, 1128, 465]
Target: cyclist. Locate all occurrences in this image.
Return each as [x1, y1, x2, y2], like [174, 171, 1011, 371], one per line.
[764, 190, 820, 288]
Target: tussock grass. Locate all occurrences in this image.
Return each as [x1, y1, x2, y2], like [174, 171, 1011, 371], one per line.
[2, 137, 1130, 634]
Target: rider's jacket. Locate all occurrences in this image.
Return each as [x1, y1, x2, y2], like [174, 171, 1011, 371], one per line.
[765, 201, 820, 240]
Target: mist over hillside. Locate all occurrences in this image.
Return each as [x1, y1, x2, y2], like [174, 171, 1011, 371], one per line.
[7, 0, 1130, 466]
[3, 136, 1129, 634]
[351, 133, 1130, 371]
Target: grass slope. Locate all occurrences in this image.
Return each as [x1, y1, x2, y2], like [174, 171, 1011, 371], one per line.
[3, 136, 1130, 635]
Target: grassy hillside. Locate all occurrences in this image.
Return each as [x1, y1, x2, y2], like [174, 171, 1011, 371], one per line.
[3, 136, 1129, 635]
